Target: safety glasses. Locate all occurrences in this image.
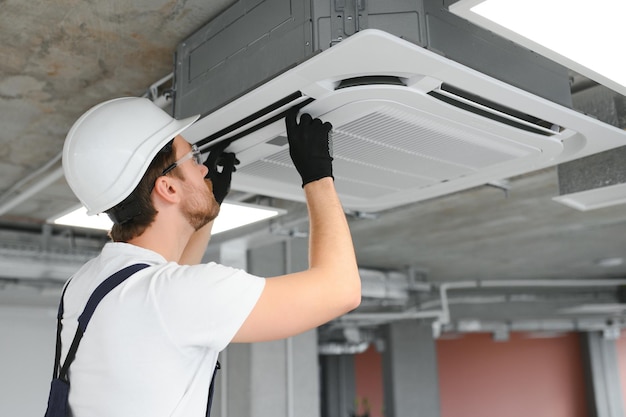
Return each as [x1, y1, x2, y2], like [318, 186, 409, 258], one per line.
[161, 144, 206, 176]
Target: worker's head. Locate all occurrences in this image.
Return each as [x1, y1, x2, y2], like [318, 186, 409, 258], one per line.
[62, 97, 201, 240]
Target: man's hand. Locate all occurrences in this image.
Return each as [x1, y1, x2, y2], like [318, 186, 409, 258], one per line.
[285, 108, 333, 187]
[203, 142, 239, 205]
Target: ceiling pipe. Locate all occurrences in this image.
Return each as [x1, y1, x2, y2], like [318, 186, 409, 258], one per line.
[479, 279, 626, 288]
[447, 317, 624, 341]
[318, 341, 370, 355]
[438, 278, 626, 328]
[0, 167, 65, 216]
[0, 152, 62, 204]
[438, 281, 477, 324]
[340, 310, 443, 323]
[333, 278, 626, 339]
[143, 73, 174, 111]
[359, 267, 431, 301]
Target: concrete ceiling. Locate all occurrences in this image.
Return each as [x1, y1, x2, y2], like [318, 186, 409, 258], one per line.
[2, 0, 626, 338]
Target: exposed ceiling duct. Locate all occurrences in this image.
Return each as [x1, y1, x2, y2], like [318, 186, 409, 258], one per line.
[555, 146, 626, 211]
[553, 87, 626, 211]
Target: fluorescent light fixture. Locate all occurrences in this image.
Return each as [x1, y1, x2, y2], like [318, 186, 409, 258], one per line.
[449, 0, 626, 96]
[51, 202, 285, 234]
[52, 206, 113, 231]
[211, 202, 286, 234]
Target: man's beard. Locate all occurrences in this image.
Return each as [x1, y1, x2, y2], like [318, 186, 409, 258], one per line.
[181, 179, 220, 230]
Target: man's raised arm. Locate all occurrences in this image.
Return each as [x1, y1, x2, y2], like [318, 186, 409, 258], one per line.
[232, 109, 361, 342]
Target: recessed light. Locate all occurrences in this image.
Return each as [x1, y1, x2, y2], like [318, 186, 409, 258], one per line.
[50, 202, 285, 234]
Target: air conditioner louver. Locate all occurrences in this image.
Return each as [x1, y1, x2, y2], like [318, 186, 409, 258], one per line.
[429, 84, 562, 136]
[182, 30, 626, 212]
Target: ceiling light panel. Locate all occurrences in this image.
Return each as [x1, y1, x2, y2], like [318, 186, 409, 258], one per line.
[450, 0, 626, 96]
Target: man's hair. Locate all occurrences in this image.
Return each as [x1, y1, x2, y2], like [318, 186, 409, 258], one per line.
[107, 140, 179, 242]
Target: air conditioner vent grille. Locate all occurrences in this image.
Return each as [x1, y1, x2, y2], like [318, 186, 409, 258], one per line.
[238, 153, 294, 180]
[237, 104, 544, 200]
[429, 83, 563, 136]
[334, 106, 532, 169]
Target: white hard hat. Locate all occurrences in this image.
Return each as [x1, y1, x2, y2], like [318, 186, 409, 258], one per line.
[62, 97, 200, 215]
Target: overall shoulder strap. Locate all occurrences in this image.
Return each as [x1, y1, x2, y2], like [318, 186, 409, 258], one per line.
[76, 263, 150, 333]
[55, 263, 150, 381]
[51, 281, 72, 379]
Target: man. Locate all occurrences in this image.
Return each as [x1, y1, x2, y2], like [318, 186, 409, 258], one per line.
[58, 97, 361, 416]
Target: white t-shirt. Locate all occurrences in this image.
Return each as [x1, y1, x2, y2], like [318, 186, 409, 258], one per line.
[60, 242, 265, 417]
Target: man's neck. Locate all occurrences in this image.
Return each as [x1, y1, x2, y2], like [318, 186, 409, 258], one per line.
[127, 218, 194, 263]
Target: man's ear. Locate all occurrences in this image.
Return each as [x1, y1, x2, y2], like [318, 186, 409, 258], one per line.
[152, 176, 181, 205]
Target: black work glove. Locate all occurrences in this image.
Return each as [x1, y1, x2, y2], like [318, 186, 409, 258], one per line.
[285, 108, 333, 187]
[203, 142, 239, 205]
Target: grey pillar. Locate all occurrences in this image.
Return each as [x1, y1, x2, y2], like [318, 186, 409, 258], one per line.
[214, 238, 320, 417]
[382, 320, 440, 417]
[320, 354, 356, 417]
[581, 331, 625, 417]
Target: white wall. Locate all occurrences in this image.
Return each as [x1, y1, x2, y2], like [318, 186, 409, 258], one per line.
[0, 305, 57, 417]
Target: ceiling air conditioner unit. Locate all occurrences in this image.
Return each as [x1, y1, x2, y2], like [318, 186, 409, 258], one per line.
[176, 27, 626, 213]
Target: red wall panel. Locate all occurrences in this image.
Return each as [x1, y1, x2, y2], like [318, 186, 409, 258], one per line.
[436, 333, 587, 417]
[353, 332, 587, 417]
[354, 345, 385, 417]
